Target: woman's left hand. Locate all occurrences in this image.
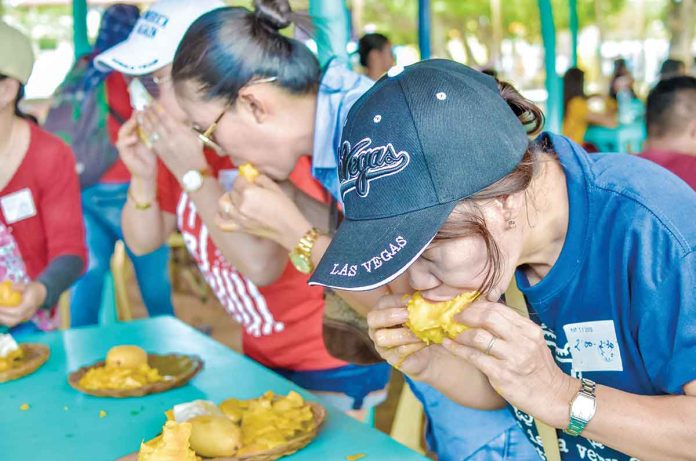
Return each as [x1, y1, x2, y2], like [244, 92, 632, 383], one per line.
[442, 300, 576, 428]
[140, 102, 208, 180]
[0, 282, 47, 327]
[216, 174, 311, 249]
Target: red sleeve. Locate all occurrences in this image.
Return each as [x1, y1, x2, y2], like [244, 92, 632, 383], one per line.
[156, 158, 181, 214]
[35, 130, 87, 267]
[105, 72, 132, 144]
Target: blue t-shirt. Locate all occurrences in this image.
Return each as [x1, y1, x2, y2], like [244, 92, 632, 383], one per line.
[513, 133, 696, 461]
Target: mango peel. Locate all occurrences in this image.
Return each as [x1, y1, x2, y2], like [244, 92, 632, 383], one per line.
[405, 292, 477, 344]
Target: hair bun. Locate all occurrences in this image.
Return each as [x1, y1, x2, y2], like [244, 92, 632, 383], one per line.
[253, 0, 292, 30]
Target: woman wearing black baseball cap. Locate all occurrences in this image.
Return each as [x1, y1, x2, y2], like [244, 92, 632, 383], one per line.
[309, 59, 696, 461]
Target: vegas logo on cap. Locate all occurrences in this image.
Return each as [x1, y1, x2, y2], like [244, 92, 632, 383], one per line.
[338, 137, 411, 199]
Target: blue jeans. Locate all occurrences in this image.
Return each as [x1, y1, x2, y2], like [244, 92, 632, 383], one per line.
[407, 379, 540, 461]
[70, 183, 174, 326]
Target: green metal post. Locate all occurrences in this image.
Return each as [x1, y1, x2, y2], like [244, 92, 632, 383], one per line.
[538, 0, 561, 132]
[309, 0, 350, 68]
[418, 0, 431, 59]
[569, 0, 579, 67]
[72, 0, 90, 59]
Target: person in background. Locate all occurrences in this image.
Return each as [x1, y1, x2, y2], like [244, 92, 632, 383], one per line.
[640, 76, 696, 189]
[608, 58, 636, 102]
[562, 67, 616, 146]
[358, 33, 395, 81]
[67, 4, 174, 327]
[102, 0, 391, 420]
[170, 3, 536, 458]
[0, 22, 86, 335]
[658, 58, 686, 81]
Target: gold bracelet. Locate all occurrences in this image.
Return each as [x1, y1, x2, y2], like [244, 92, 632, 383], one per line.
[128, 188, 153, 210]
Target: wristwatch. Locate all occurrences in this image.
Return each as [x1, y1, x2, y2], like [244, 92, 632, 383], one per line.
[181, 168, 212, 193]
[289, 228, 319, 274]
[564, 378, 597, 436]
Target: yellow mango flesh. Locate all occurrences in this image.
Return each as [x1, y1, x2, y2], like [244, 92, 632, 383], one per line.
[405, 291, 477, 344]
[138, 421, 199, 461]
[238, 163, 260, 183]
[0, 281, 22, 307]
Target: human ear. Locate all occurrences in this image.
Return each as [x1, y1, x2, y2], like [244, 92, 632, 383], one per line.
[237, 87, 268, 125]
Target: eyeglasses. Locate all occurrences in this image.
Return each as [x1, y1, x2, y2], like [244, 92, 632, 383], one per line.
[137, 74, 172, 99]
[192, 76, 278, 155]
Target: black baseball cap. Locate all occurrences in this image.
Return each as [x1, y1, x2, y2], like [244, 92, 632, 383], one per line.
[309, 59, 529, 291]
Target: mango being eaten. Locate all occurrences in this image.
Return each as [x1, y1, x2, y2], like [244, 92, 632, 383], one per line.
[238, 163, 260, 183]
[405, 291, 477, 344]
[188, 415, 242, 457]
[0, 281, 22, 307]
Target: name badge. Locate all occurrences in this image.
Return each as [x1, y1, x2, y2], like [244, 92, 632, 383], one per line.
[563, 320, 623, 372]
[1, 188, 37, 224]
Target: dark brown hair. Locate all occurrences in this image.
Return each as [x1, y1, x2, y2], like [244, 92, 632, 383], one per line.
[434, 79, 548, 296]
[171, 0, 321, 105]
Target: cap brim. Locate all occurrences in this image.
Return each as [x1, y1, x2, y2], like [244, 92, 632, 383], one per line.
[309, 201, 458, 291]
[94, 40, 166, 75]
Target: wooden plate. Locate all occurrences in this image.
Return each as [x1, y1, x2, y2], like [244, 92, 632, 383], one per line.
[68, 353, 203, 398]
[0, 343, 50, 383]
[115, 401, 326, 461]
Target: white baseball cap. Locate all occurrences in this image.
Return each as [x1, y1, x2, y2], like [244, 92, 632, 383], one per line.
[95, 0, 224, 75]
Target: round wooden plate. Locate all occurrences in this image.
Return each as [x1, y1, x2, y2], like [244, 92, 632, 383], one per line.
[115, 401, 326, 461]
[68, 353, 203, 398]
[0, 343, 50, 383]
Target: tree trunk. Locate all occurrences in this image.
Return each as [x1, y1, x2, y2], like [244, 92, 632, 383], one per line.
[668, 0, 695, 62]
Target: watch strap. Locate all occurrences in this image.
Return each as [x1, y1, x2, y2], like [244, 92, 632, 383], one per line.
[563, 378, 597, 436]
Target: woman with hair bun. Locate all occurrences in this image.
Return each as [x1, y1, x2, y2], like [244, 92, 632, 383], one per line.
[172, 1, 538, 458]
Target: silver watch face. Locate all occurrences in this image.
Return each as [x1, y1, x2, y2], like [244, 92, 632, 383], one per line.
[182, 170, 203, 192]
[572, 392, 597, 421]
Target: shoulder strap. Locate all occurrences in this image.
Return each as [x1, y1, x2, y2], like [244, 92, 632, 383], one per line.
[505, 279, 563, 461]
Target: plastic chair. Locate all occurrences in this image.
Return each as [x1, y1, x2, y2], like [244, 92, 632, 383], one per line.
[390, 381, 426, 454]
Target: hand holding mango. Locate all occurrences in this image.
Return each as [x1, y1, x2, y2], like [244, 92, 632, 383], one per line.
[0, 281, 22, 308]
[405, 291, 478, 344]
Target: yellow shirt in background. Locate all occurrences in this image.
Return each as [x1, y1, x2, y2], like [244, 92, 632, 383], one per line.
[562, 96, 589, 144]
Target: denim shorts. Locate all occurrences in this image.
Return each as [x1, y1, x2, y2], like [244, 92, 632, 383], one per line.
[407, 378, 540, 461]
[272, 362, 392, 411]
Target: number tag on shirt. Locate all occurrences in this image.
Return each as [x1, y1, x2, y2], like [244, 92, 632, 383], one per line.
[0, 188, 37, 224]
[563, 320, 624, 372]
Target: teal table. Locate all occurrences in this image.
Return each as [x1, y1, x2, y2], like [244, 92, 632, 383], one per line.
[1, 317, 426, 461]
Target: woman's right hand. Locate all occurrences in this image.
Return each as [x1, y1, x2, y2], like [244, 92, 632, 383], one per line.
[367, 294, 435, 378]
[116, 116, 157, 181]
